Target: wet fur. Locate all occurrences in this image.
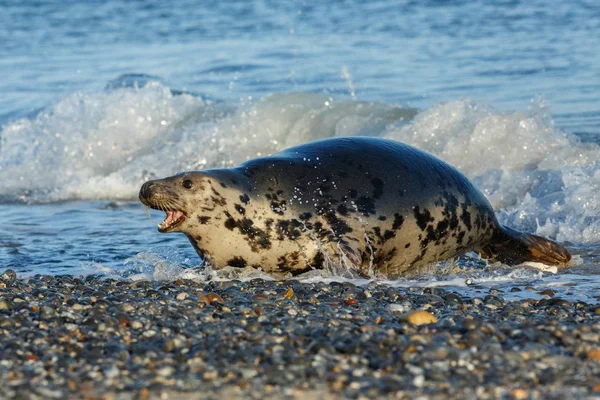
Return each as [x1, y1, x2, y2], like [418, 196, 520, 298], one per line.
[140, 137, 570, 276]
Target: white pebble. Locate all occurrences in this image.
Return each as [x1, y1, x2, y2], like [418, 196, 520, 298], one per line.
[157, 366, 174, 377]
[176, 292, 188, 301]
[130, 320, 143, 329]
[143, 329, 156, 337]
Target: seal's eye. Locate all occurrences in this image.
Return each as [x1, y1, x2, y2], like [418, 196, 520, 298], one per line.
[182, 179, 194, 189]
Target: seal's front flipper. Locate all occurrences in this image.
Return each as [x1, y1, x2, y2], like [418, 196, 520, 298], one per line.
[479, 225, 572, 268]
[336, 238, 364, 268]
[318, 236, 364, 272]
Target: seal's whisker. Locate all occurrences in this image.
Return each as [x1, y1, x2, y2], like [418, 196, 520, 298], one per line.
[166, 200, 185, 211]
[151, 197, 185, 213]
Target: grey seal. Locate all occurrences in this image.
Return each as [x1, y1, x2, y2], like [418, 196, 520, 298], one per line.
[139, 137, 571, 276]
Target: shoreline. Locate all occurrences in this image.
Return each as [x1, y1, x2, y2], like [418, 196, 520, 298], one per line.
[0, 271, 599, 399]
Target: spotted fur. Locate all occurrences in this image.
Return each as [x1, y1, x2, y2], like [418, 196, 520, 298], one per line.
[139, 137, 571, 276]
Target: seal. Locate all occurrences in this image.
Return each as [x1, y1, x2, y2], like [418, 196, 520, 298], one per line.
[139, 137, 571, 276]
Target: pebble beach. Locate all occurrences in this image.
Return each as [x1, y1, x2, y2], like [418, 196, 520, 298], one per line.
[1, 269, 599, 399]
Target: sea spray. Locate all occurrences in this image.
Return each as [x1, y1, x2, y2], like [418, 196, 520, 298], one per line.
[2, 85, 600, 245]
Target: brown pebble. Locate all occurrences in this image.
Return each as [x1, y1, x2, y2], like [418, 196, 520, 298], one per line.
[204, 370, 218, 380]
[587, 349, 600, 362]
[207, 293, 224, 304]
[116, 313, 129, 327]
[138, 388, 150, 399]
[255, 308, 263, 316]
[198, 294, 210, 304]
[511, 388, 528, 400]
[375, 316, 382, 324]
[332, 379, 344, 391]
[405, 310, 438, 326]
[284, 288, 294, 299]
[345, 299, 358, 306]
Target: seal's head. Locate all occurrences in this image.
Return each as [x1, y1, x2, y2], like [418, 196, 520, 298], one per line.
[139, 172, 220, 233]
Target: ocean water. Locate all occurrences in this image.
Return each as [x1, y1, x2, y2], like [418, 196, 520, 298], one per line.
[1, 0, 599, 302]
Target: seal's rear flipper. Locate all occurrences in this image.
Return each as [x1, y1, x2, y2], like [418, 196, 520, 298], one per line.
[479, 225, 572, 267]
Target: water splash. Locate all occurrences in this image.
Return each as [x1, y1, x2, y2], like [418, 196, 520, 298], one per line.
[2, 81, 600, 245]
[340, 66, 356, 98]
[85, 248, 598, 303]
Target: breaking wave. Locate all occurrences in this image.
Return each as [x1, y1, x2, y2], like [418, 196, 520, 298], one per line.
[2, 76, 600, 243]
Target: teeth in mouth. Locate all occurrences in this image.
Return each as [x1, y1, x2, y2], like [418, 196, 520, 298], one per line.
[158, 210, 185, 230]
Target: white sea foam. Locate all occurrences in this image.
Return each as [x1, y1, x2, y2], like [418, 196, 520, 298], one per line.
[86, 249, 597, 303]
[2, 82, 600, 245]
[384, 99, 600, 243]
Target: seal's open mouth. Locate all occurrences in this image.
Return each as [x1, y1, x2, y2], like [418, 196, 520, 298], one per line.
[158, 210, 186, 232]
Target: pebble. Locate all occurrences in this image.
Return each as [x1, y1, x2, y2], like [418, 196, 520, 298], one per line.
[207, 293, 224, 304]
[40, 305, 55, 319]
[157, 367, 175, 377]
[0, 277, 596, 400]
[539, 289, 555, 297]
[120, 304, 135, 313]
[404, 310, 438, 326]
[176, 292, 188, 301]
[0, 269, 17, 283]
[0, 298, 11, 310]
[588, 349, 600, 362]
[130, 321, 143, 329]
[444, 293, 463, 304]
[388, 303, 409, 313]
[511, 388, 528, 399]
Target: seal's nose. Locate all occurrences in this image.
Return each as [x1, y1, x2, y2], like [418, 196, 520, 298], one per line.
[139, 181, 156, 201]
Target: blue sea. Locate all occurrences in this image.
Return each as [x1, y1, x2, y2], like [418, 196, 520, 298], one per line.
[1, 0, 599, 302]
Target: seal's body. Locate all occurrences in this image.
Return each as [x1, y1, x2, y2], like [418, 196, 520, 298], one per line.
[139, 137, 571, 276]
